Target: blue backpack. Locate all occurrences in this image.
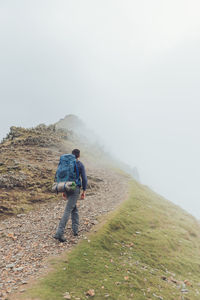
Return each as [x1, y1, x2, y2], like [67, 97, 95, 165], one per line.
[55, 154, 79, 184]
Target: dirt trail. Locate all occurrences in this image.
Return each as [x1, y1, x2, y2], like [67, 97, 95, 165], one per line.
[0, 167, 129, 300]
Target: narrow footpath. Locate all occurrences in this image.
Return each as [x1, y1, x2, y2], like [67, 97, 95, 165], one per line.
[0, 167, 129, 300]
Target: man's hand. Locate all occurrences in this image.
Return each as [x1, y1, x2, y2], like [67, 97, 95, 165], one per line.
[81, 191, 86, 200]
[62, 193, 67, 199]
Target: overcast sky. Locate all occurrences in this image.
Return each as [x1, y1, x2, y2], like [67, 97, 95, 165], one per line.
[1, 0, 200, 218]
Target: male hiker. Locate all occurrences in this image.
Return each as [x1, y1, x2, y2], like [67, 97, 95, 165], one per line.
[54, 149, 87, 242]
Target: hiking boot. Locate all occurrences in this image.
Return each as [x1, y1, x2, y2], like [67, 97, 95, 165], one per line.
[53, 234, 67, 243]
[73, 232, 78, 236]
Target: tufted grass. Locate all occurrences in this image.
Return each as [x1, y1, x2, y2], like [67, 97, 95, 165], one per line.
[21, 180, 200, 300]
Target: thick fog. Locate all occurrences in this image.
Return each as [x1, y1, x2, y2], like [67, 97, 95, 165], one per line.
[1, 1, 200, 218]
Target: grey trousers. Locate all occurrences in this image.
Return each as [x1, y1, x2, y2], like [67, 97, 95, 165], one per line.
[55, 186, 80, 237]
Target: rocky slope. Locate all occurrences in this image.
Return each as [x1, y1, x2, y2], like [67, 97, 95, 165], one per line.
[0, 124, 68, 218]
[0, 166, 129, 300]
[0, 115, 131, 299]
[0, 117, 110, 219]
[0, 115, 139, 219]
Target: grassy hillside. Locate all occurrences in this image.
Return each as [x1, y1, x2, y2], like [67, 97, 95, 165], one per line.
[19, 180, 200, 300]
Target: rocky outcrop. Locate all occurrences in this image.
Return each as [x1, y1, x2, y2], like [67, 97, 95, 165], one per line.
[0, 120, 103, 218]
[2, 124, 68, 148]
[0, 114, 138, 218]
[0, 172, 28, 189]
[0, 125, 67, 217]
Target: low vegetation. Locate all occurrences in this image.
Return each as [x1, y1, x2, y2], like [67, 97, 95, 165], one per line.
[0, 116, 136, 218]
[21, 180, 200, 300]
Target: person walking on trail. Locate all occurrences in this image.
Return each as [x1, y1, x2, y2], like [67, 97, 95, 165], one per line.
[54, 149, 87, 242]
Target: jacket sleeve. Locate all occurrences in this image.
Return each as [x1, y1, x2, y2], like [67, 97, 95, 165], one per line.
[80, 163, 87, 191]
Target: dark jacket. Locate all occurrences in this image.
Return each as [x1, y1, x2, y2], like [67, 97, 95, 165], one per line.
[76, 160, 87, 191]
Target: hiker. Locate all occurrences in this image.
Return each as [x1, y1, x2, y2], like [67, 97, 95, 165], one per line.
[54, 149, 87, 242]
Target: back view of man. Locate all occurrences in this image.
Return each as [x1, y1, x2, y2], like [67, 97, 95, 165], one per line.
[54, 149, 87, 242]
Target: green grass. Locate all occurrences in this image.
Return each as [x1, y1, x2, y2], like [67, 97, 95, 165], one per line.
[22, 180, 200, 300]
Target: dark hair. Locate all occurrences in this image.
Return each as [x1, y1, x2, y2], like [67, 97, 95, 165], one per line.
[72, 149, 80, 159]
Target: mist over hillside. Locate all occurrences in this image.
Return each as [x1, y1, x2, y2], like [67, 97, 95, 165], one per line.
[1, 2, 200, 298]
[55, 115, 140, 180]
[1, 1, 200, 220]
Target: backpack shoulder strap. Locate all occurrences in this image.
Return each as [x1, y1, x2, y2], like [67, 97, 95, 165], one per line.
[75, 161, 79, 184]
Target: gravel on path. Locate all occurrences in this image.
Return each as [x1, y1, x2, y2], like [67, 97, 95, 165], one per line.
[0, 167, 129, 300]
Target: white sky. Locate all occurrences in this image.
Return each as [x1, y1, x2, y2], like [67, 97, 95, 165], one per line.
[1, 0, 200, 218]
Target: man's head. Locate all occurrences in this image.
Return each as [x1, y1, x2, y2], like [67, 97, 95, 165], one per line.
[72, 149, 80, 159]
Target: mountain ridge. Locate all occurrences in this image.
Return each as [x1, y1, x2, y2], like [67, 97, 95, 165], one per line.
[0, 115, 137, 218]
